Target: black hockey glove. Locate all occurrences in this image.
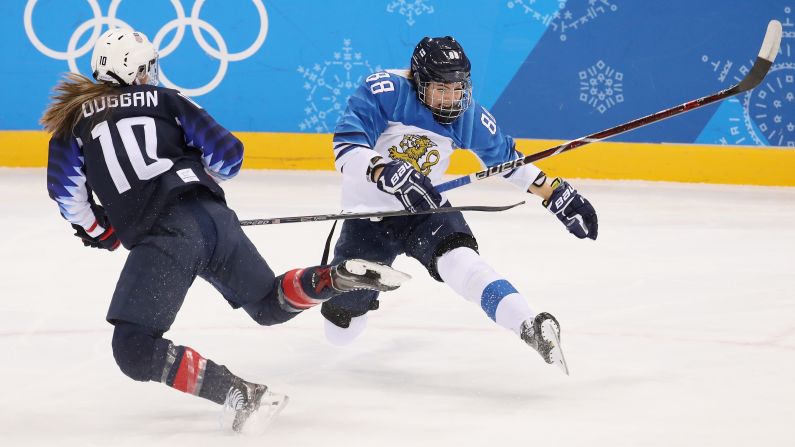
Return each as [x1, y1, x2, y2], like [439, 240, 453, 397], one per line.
[72, 205, 121, 251]
[544, 178, 598, 240]
[369, 157, 443, 213]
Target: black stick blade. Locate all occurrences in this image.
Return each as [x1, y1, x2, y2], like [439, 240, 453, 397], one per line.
[240, 201, 526, 226]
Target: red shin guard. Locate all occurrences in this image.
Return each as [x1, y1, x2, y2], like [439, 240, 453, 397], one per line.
[172, 347, 207, 395]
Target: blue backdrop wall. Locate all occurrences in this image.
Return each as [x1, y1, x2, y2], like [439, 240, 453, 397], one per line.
[2, 0, 792, 147]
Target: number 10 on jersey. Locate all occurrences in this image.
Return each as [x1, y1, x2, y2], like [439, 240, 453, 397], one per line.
[90, 117, 173, 193]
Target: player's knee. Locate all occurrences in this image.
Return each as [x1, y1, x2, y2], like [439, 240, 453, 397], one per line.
[111, 322, 159, 382]
[437, 246, 501, 304]
[251, 309, 293, 326]
[242, 287, 300, 326]
[437, 246, 479, 280]
[430, 233, 479, 281]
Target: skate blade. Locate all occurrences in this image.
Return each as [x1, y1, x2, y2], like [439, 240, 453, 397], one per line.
[243, 392, 290, 435]
[344, 259, 412, 290]
[221, 392, 290, 435]
[541, 320, 570, 376]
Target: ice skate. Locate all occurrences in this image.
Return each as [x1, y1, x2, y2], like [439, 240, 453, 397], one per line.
[221, 378, 289, 434]
[520, 312, 569, 375]
[331, 259, 411, 292]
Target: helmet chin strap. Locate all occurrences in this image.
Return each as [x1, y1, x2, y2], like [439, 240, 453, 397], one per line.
[100, 71, 151, 87]
[92, 73, 157, 88]
[105, 71, 130, 86]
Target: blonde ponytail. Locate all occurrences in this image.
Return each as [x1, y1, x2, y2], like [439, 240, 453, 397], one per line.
[41, 73, 116, 138]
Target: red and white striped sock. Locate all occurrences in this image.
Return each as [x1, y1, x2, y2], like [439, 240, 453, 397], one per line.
[277, 267, 336, 312]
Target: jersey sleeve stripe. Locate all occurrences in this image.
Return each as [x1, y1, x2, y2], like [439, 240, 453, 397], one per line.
[47, 137, 98, 230]
[334, 145, 359, 161]
[502, 151, 523, 178]
[334, 143, 370, 152]
[334, 131, 368, 140]
[175, 93, 244, 180]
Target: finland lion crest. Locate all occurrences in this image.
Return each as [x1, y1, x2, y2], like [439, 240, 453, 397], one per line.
[387, 134, 440, 175]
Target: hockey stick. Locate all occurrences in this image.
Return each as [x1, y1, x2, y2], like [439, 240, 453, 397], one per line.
[239, 201, 526, 226]
[437, 20, 783, 193]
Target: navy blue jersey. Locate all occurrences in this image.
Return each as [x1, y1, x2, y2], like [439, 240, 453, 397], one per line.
[47, 85, 243, 248]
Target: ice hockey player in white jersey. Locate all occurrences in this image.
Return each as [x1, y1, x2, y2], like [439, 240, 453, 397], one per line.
[322, 36, 600, 374]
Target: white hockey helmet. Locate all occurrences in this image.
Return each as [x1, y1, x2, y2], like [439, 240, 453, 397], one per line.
[90, 28, 158, 86]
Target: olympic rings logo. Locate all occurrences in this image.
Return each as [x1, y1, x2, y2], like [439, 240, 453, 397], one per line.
[23, 0, 268, 96]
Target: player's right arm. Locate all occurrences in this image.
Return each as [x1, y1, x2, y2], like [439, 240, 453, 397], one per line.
[334, 72, 444, 212]
[47, 135, 120, 250]
[332, 73, 396, 177]
[167, 91, 244, 182]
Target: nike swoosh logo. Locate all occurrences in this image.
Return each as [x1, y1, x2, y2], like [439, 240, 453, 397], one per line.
[431, 224, 444, 236]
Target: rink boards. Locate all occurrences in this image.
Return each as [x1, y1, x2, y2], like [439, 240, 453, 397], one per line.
[2, 130, 794, 186]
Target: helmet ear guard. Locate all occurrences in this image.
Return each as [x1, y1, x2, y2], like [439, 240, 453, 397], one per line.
[411, 36, 473, 124]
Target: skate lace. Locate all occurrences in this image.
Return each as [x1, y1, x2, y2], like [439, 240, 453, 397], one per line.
[224, 387, 247, 411]
[521, 319, 554, 361]
[538, 319, 561, 361]
[312, 267, 334, 293]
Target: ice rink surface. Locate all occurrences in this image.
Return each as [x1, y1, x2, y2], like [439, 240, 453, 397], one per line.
[1, 168, 793, 447]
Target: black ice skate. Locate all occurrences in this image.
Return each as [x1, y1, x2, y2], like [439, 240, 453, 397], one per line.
[330, 259, 411, 292]
[221, 378, 289, 434]
[520, 312, 570, 375]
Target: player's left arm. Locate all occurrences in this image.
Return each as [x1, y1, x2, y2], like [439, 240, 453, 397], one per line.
[46, 136, 120, 250]
[464, 104, 598, 240]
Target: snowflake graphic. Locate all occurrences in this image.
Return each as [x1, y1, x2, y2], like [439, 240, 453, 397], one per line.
[387, 0, 434, 26]
[298, 39, 382, 133]
[506, 0, 618, 42]
[579, 60, 624, 114]
[699, 5, 795, 147]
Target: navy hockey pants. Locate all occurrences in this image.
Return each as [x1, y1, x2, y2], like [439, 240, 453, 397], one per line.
[322, 207, 477, 325]
[107, 189, 294, 382]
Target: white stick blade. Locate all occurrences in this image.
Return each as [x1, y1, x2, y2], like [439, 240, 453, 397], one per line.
[758, 19, 782, 63]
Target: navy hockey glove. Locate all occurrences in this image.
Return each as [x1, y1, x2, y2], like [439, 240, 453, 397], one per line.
[72, 206, 121, 251]
[544, 178, 598, 240]
[369, 157, 443, 213]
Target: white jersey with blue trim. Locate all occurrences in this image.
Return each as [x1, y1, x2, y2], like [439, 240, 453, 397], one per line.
[333, 70, 541, 213]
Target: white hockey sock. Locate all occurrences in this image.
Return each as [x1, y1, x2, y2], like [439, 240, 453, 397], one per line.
[324, 314, 368, 346]
[436, 247, 535, 335]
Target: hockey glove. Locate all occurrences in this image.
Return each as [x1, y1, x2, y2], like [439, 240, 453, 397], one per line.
[544, 178, 598, 240]
[369, 157, 443, 213]
[72, 206, 121, 251]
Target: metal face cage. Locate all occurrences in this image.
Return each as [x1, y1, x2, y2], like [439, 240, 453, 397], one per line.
[416, 78, 472, 124]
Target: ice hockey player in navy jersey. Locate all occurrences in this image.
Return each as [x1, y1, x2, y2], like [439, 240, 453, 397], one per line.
[322, 36, 599, 374]
[43, 28, 409, 432]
